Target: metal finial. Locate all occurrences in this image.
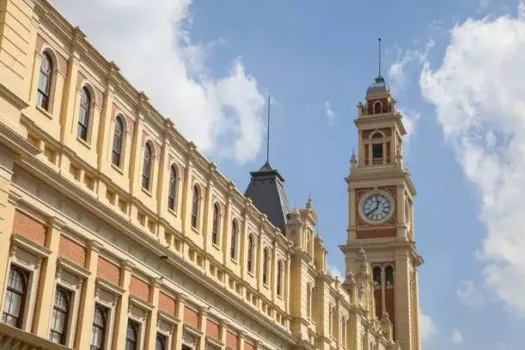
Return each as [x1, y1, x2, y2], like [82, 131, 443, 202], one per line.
[266, 94, 271, 164]
[378, 37, 382, 78]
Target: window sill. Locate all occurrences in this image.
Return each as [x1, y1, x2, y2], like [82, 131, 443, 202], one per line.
[229, 258, 238, 265]
[167, 207, 178, 217]
[212, 243, 220, 250]
[76, 136, 91, 149]
[191, 227, 200, 235]
[141, 187, 153, 197]
[36, 105, 53, 120]
[111, 163, 124, 175]
[247, 271, 254, 278]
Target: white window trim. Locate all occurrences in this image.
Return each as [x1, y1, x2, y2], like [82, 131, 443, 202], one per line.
[50, 263, 86, 348]
[94, 278, 123, 350]
[4, 235, 49, 331]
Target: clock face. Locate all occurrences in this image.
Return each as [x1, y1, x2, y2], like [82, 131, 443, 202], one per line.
[362, 193, 392, 222]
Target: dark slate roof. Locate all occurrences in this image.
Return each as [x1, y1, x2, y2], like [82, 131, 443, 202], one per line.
[366, 75, 390, 96]
[244, 161, 292, 234]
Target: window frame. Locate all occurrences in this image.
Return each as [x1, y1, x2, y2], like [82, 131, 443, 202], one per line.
[262, 248, 270, 286]
[191, 185, 200, 229]
[142, 142, 154, 191]
[276, 259, 284, 297]
[247, 234, 254, 274]
[112, 116, 125, 168]
[91, 304, 108, 350]
[2, 265, 29, 329]
[77, 86, 92, 142]
[37, 51, 54, 111]
[230, 219, 239, 260]
[126, 320, 140, 350]
[50, 286, 72, 345]
[211, 202, 221, 245]
[168, 166, 177, 211]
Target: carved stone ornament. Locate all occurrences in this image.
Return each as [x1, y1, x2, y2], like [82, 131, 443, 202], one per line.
[183, 331, 199, 347]
[128, 304, 147, 322]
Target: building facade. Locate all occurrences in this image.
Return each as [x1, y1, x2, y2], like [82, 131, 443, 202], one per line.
[0, 1, 422, 350]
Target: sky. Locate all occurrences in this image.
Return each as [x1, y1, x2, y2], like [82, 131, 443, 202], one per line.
[52, 0, 525, 349]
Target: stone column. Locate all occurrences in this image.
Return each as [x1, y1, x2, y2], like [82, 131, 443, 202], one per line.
[145, 278, 162, 350]
[198, 307, 208, 350]
[112, 260, 134, 350]
[33, 216, 65, 337]
[172, 295, 186, 350]
[76, 239, 103, 350]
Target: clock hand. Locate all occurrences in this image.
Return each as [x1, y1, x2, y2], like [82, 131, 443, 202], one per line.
[365, 202, 379, 216]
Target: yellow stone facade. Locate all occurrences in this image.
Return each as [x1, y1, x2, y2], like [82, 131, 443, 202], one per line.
[0, 1, 421, 350]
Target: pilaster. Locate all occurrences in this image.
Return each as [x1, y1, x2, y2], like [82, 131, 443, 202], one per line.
[59, 27, 84, 146]
[96, 62, 118, 173]
[33, 216, 65, 337]
[128, 93, 147, 196]
[75, 239, 103, 350]
[198, 307, 208, 350]
[145, 278, 162, 350]
[0, 151, 18, 306]
[113, 259, 134, 349]
[173, 295, 186, 350]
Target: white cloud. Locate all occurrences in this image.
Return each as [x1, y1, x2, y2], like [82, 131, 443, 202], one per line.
[388, 40, 435, 91]
[51, 0, 265, 164]
[329, 265, 343, 280]
[420, 311, 438, 345]
[457, 280, 486, 308]
[324, 101, 336, 125]
[451, 329, 463, 344]
[420, 4, 525, 315]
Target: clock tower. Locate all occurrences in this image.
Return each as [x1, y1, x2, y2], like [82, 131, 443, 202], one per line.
[340, 71, 423, 350]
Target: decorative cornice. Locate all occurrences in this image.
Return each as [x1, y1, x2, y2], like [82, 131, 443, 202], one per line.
[57, 257, 91, 279]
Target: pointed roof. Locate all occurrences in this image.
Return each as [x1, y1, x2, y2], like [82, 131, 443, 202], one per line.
[244, 161, 292, 234]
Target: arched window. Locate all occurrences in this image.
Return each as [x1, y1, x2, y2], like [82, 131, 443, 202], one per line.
[385, 265, 395, 287]
[77, 87, 91, 141]
[306, 283, 312, 320]
[37, 52, 53, 110]
[263, 248, 270, 286]
[156, 334, 166, 350]
[277, 260, 284, 296]
[374, 101, 382, 114]
[125, 321, 139, 350]
[112, 116, 125, 167]
[331, 306, 337, 339]
[247, 234, 254, 273]
[211, 203, 220, 245]
[230, 219, 238, 260]
[142, 142, 153, 190]
[328, 305, 333, 336]
[2, 266, 28, 328]
[50, 287, 71, 344]
[373, 265, 382, 288]
[341, 318, 347, 345]
[91, 305, 107, 350]
[191, 185, 199, 229]
[168, 166, 177, 210]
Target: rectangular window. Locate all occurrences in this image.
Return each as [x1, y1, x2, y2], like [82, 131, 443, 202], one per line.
[50, 287, 72, 344]
[126, 320, 140, 350]
[372, 143, 383, 159]
[2, 265, 29, 328]
[156, 333, 167, 350]
[91, 304, 108, 350]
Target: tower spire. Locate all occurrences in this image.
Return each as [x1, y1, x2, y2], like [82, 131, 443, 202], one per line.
[266, 94, 271, 165]
[378, 37, 382, 78]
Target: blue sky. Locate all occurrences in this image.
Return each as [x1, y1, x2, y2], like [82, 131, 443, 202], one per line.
[55, 0, 525, 349]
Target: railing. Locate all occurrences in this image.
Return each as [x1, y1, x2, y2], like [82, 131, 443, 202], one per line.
[0, 323, 72, 350]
